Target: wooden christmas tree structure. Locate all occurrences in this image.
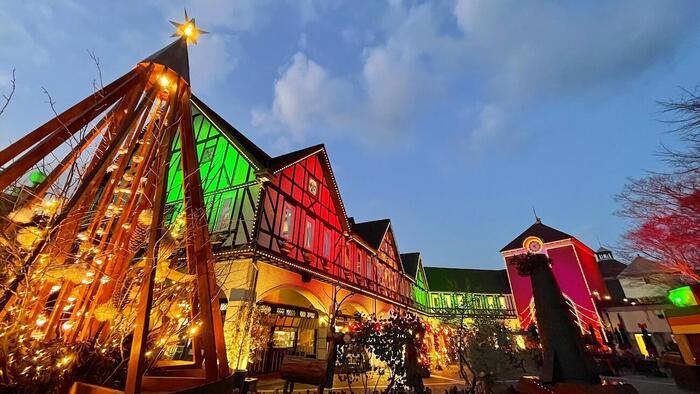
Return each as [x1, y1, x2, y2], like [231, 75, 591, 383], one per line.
[0, 14, 230, 393]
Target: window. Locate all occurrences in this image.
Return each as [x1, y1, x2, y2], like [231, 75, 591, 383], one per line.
[216, 198, 232, 231]
[366, 260, 372, 278]
[356, 253, 363, 275]
[323, 230, 331, 257]
[282, 204, 294, 238]
[272, 328, 296, 349]
[304, 219, 314, 249]
[201, 146, 215, 162]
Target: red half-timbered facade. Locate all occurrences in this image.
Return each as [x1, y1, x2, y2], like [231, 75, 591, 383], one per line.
[254, 145, 413, 307]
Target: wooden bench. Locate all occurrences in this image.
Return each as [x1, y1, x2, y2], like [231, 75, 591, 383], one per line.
[280, 355, 327, 394]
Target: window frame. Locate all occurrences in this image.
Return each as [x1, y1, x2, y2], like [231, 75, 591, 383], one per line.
[281, 203, 294, 239]
[304, 218, 314, 249]
[322, 229, 331, 258]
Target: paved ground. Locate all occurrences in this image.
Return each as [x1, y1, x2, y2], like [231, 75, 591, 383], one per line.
[255, 366, 694, 393]
[601, 375, 694, 394]
[255, 365, 466, 392]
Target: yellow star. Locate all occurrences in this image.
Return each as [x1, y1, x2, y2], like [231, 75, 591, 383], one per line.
[170, 9, 208, 45]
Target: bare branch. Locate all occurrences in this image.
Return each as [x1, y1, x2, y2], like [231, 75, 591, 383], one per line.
[87, 50, 104, 93]
[0, 68, 16, 117]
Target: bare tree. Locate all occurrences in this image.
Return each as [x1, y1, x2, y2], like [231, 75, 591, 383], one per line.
[617, 88, 700, 281]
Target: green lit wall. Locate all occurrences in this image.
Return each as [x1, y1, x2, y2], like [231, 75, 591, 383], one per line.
[413, 268, 429, 308]
[428, 291, 507, 312]
[166, 105, 260, 243]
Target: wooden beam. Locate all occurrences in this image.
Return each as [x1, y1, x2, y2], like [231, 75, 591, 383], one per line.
[178, 88, 227, 380]
[0, 68, 148, 190]
[123, 82, 182, 394]
[0, 81, 154, 312]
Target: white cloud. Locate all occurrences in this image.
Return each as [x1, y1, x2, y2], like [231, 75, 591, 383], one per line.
[256, 0, 700, 151]
[254, 53, 354, 142]
[453, 0, 699, 100]
[255, 3, 458, 142]
[467, 105, 507, 153]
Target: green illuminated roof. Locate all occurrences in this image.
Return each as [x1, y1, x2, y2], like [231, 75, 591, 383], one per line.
[669, 286, 698, 308]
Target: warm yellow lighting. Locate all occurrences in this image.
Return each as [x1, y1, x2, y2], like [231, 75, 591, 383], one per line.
[35, 315, 47, 327]
[183, 23, 194, 37]
[50, 285, 61, 293]
[170, 10, 208, 45]
[62, 321, 74, 331]
[158, 75, 171, 89]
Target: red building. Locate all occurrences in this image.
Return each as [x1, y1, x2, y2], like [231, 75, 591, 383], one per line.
[501, 220, 607, 337]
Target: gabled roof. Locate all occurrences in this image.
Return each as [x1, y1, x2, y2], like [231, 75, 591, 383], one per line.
[618, 256, 676, 277]
[400, 252, 421, 279]
[500, 221, 574, 252]
[190, 95, 271, 168]
[268, 144, 324, 172]
[350, 218, 391, 250]
[424, 267, 511, 294]
[269, 144, 352, 232]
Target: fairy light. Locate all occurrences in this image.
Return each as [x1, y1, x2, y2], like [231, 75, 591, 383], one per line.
[35, 315, 47, 327]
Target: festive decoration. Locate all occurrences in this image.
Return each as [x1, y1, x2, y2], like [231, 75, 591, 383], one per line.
[339, 309, 428, 392]
[0, 13, 230, 393]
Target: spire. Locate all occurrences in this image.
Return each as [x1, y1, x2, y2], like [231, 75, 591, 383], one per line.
[532, 206, 541, 224]
[140, 10, 208, 84]
[141, 38, 190, 83]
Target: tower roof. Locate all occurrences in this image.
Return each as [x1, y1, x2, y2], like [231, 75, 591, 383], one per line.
[596, 246, 612, 254]
[141, 38, 190, 83]
[597, 259, 627, 278]
[500, 221, 573, 252]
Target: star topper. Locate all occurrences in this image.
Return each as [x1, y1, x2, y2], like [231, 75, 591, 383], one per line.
[170, 9, 208, 45]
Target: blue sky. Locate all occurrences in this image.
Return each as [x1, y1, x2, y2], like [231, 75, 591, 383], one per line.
[2, 1, 700, 269]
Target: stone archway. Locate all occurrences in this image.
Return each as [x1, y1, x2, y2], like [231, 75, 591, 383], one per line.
[339, 301, 369, 317]
[257, 284, 328, 314]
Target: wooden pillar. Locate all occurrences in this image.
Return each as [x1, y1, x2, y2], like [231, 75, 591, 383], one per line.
[124, 81, 182, 394]
[178, 88, 228, 380]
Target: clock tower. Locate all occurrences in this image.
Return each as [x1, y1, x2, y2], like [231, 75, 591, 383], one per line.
[501, 220, 607, 336]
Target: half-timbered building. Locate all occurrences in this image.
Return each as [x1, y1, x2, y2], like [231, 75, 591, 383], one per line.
[170, 97, 518, 373]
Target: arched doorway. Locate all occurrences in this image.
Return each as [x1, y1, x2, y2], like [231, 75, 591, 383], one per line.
[250, 285, 327, 374]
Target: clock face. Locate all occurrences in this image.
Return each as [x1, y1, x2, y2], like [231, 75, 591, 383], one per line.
[523, 237, 544, 253]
